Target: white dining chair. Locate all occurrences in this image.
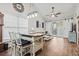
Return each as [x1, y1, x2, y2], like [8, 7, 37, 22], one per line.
[9, 32, 16, 56]
[9, 32, 33, 56]
[14, 33, 33, 56]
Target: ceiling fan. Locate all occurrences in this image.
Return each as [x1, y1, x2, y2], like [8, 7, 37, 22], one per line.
[46, 7, 61, 17]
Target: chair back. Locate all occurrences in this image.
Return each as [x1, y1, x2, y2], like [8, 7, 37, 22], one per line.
[9, 32, 15, 45]
[9, 32, 17, 55]
[14, 33, 22, 45]
[9, 32, 22, 45]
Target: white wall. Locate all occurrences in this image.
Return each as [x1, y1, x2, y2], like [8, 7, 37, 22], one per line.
[3, 13, 28, 42]
[45, 21, 52, 35]
[28, 14, 45, 33]
[45, 19, 72, 38]
[63, 19, 72, 37]
[57, 20, 64, 37]
[57, 19, 72, 38]
[0, 3, 29, 42]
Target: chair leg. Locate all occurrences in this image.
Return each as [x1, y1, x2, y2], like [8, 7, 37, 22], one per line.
[11, 47, 13, 56]
[20, 46, 22, 56]
[11, 46, 15, 56]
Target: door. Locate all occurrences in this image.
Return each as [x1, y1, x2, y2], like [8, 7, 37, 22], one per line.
[57, 21, 64, 37]
[52, 22, 57, 36]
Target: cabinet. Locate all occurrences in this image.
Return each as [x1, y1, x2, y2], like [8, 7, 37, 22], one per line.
[68, 32, 76, 43]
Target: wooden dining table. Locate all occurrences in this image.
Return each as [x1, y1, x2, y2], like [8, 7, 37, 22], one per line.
[20, 33, 44, 56]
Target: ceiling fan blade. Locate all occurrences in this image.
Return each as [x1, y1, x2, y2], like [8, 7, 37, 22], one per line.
[55, 12, 61, 15]
[45, 7, 61, 18]
[55, 15, 58, 17]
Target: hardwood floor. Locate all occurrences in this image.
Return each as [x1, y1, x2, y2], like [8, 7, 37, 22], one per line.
[0, 37, 79, 56]
[36, 37, 79, 56]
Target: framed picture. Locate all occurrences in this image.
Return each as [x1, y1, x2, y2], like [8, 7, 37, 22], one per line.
[36, 21, 39, 28]
[42, 22, 44, 28]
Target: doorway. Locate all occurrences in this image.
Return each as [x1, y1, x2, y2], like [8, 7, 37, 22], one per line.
[52, 21, 64, 38]
[52, 22, 57, 36]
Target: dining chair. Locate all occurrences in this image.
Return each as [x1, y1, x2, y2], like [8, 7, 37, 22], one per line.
[9, 32, 16, 56]
[9, 32, 32, 56]
[14, 33, 32, 56]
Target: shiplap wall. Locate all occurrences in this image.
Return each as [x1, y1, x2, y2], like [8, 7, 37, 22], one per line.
[3, 12, 28, 42]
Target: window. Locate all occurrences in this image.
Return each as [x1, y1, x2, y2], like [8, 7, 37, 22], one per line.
[42, 22, 44, 28]
[36, 21, 39, 28]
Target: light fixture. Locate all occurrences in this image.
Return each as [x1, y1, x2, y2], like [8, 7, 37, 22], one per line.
[52, 15, 55, 17]
[32, 14, 35, 18]
[34, 13, 38, 17]
[27, 11, 38, 19]
[27, 16, 30, 19]
[29, 15, 32, 18]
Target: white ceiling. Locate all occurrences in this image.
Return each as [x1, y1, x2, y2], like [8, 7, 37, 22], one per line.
[0, 3, 78, 21]
[0, 3, 35, 19]
[33, 3, 76, 21]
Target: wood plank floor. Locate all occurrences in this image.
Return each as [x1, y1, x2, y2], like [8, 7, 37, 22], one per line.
[36, 37, 79, 56]
[0, 37, 79, 56]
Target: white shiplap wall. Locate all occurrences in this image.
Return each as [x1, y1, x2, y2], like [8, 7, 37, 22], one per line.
[3, 13, 28, 42]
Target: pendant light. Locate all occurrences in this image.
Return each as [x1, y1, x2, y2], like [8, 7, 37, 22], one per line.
[34, 12, 38, 17]
[32, 11, 34, 17]
[27, 4, 38, 19]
